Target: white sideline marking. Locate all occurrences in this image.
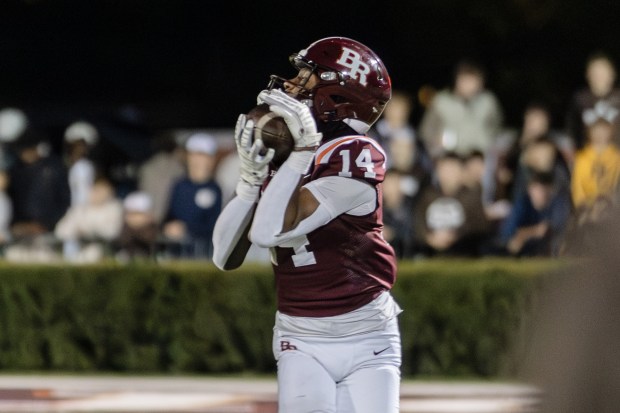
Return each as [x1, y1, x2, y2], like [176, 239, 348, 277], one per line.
[400, 397, 539, 413]
[56, 392, 247, 411]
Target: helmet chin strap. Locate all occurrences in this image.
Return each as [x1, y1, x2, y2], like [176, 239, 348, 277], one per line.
[313, 100, 369, 134]
[343, 118, 370, 134]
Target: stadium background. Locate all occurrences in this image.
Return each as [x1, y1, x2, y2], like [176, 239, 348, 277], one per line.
[0, 3, 619, 411]
[2, 0, 620, 137]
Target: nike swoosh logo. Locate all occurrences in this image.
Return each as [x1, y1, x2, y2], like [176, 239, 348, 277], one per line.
[373, 347, 390, 356]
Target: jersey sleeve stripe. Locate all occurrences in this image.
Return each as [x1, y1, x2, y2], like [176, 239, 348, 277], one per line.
[315, 137, 357, 165]
[314, 136, 387, 167]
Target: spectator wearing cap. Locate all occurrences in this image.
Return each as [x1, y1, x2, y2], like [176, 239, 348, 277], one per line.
[8, 128, 70, 240]
[116, 191, 158, 261]
[162, 133, 222, 259]
[64, 121, 99, 207]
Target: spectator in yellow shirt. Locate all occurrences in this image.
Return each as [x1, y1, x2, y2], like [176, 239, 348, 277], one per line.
[571, 118, 620, 208]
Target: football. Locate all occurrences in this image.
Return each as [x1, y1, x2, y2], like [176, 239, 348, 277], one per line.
[246, 103, 294, 167]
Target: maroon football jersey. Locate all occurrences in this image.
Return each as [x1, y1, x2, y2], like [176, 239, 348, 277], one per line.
[270, 136, 397, 317]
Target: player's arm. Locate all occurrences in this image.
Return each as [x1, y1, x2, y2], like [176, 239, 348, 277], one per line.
[212, 193, 257, 270]
[248, 153, 317, 249]
[279, 175, 377, 233]
[212, 115, 274, 270]
[251, 170, 376, 248]
[249, 90, 376, 247]
[248, 90, 321, 247]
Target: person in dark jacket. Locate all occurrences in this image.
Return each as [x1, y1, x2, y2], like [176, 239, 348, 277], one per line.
[162, 133, 222, 258]
[8, 128, 70, 240]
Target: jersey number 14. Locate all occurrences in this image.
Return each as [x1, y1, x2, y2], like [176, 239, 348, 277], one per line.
[338, 149, 376, 179]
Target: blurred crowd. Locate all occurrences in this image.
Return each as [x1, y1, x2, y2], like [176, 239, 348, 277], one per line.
[0, 51, 619, 263]
[376, 52, 619, 259]
[0, 118, 225, 263]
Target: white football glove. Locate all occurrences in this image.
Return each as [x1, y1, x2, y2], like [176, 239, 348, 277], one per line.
[256, 89, 269, 105]
[234, 114, 274, 187]
[258, 89, 323, 150]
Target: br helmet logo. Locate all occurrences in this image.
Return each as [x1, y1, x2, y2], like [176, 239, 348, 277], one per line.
[336, 47, 371, 87]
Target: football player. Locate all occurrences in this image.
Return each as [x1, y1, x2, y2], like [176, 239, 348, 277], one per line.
[212, 37, 401, 413]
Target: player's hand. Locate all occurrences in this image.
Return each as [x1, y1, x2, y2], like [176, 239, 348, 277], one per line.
[256, 89, 269, 105]
[234, 114, 274, 186]
[258, 89, 322, 150]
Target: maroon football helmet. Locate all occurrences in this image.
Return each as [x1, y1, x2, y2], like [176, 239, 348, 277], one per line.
[268, 37, 392, 133]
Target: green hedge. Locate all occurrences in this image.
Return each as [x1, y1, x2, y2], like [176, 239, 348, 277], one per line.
[0, 259, 562, 377]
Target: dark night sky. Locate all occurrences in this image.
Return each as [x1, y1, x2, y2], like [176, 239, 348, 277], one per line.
[2, 0, 620, 135]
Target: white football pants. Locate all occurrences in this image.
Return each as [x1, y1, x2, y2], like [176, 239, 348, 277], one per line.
[273, 317, 401, 413]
